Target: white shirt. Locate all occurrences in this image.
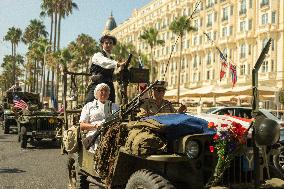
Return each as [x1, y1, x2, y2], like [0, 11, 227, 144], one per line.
[79, 99, 119, 153]
[91, 51, 118, 69]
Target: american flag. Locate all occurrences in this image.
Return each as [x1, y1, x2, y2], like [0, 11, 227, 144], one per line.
[219, 52, 228, 81]
[229, 64, 237, 87]
[13, 95, 28, 110]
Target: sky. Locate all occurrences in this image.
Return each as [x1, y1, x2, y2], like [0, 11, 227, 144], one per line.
[0, 0, 152, 66]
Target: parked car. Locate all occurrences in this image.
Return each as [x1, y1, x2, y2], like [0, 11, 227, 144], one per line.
[206, 106, 284, 174]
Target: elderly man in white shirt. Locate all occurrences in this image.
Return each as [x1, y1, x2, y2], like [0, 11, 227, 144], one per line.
[85, 35, 126, 104]
[80, 83, 119, 153]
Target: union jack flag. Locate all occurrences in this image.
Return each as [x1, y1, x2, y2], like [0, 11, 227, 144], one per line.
[229, 64, 237, 87]
[13, 95, 28, 110]
[220, 52, 228, 81]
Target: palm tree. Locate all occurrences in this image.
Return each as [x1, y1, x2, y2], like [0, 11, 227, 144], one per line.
[169, 16, 196, 103]
[57, 0, 78, 50]
[139, 27, 164, 82]
[22, 19, 48, 44]
[4, 27, 22, 84]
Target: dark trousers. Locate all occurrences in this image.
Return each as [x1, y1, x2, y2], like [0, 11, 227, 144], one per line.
[85, 81, 115, 104]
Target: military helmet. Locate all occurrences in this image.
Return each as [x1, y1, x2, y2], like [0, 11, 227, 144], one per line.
[255, 118, 280, 146]
[153, 81, 168, 90]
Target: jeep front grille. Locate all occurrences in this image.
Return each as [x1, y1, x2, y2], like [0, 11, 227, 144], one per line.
[30, 117, 58, 131]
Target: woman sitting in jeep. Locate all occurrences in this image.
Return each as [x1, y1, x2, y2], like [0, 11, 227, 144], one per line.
[79, 83, 119, 153]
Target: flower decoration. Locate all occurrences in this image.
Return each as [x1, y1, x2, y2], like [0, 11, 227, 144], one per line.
[206, 119, 248, 187]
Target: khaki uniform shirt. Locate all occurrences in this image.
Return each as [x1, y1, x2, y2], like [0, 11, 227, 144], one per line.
[138, 98, 176, 117]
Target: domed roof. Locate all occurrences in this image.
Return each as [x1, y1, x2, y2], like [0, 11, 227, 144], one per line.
[105, 12, 117, 31]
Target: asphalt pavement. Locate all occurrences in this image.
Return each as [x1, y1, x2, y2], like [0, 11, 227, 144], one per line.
[0, 129, 69, 189]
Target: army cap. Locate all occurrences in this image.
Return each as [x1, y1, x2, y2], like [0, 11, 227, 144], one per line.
[153, 81, 168, 90]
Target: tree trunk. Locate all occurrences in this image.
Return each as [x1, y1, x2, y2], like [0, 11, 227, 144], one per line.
[56, 14, 61, 107]
[33, 60, 37, 92]
[51, 11, 58, 108]
[46, 69, 50, 97]
[150, 47, 153, 83]
[177, 34, 183, 103]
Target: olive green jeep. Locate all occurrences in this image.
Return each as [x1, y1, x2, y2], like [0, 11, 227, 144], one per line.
[15, 92, 63, 148]
[1, 91, 31, 134]
[67, 113, 283, 189]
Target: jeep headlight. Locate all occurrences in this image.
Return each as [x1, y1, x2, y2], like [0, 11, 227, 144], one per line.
[185, 140, 200, 159]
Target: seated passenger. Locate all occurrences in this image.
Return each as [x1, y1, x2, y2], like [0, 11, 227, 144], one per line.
[138, 81, 186, 117]
[79, 83, 119, 153]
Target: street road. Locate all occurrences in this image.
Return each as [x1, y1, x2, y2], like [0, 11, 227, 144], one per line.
[0, 129, 68, 189]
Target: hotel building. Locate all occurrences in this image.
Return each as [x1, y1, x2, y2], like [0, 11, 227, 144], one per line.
[107, 0, 284, 107]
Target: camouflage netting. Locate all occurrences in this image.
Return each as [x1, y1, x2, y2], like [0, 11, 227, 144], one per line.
[93, 119, 167, 185]
[94, 122, 128, 184]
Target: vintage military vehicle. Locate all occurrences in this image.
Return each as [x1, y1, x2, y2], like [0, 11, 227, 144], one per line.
[15, 92, 63, 148]
[66, 83, 282, 189]
[2, 91, 29, 134]
[64, 38, 284, 189]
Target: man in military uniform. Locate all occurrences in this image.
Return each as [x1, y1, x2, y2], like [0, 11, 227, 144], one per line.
[138, 81, 186, 117]
[85, 35, 126, 104]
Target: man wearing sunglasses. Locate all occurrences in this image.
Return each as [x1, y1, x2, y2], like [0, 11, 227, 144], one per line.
[138, 81, 186, 117]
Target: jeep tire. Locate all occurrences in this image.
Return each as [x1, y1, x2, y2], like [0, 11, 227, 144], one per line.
[20, 134, 28, 148]
[4, 120, 9, 134]
[19, 126, 28, 148]
[67, 154, 89, 189]
[273, 146, 284, 174]
[125, 169, 175, 189]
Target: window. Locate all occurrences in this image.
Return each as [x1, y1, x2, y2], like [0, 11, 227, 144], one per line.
[207, 53, 212, 65]
[240, 65, 246, 75]
[240, 44, 246, 58]
[213, 31, 217, 40]
[193, 73, 197, 82]
[271, 60, 274, 72]
[222, 7, 229, 21]
[214, 12, 217, 22]
[207, 70, 210, 80]
[193, 56, 197, 68]
[249, 0, 253, 8]
[261, 61, 268, 72]
[248, 45, 252, 55]
[271, 39, 274, 51]
[261, 13, 268, 25]
[207, 13, 213, 27]
[248, 19, 252, 30]
[240, 0, 247, 15]
[222, 27, 228, 37]
[262, 38, 269, 49]
[240, 21, 246, 32]
[229, 26, 233, 35]
[230, 5, 234, 15]
[260, 0, 269, 7]
[193, 36, 198, 45]
[272, 11, 276, 23]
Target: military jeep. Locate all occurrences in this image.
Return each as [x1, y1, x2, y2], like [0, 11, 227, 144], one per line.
[67, 111, 283, 189]
[16, 92, 63, 148]
[2, 91, 27, 134]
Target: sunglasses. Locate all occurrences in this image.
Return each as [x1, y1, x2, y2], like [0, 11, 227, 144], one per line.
[153, 88, 166, 92]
